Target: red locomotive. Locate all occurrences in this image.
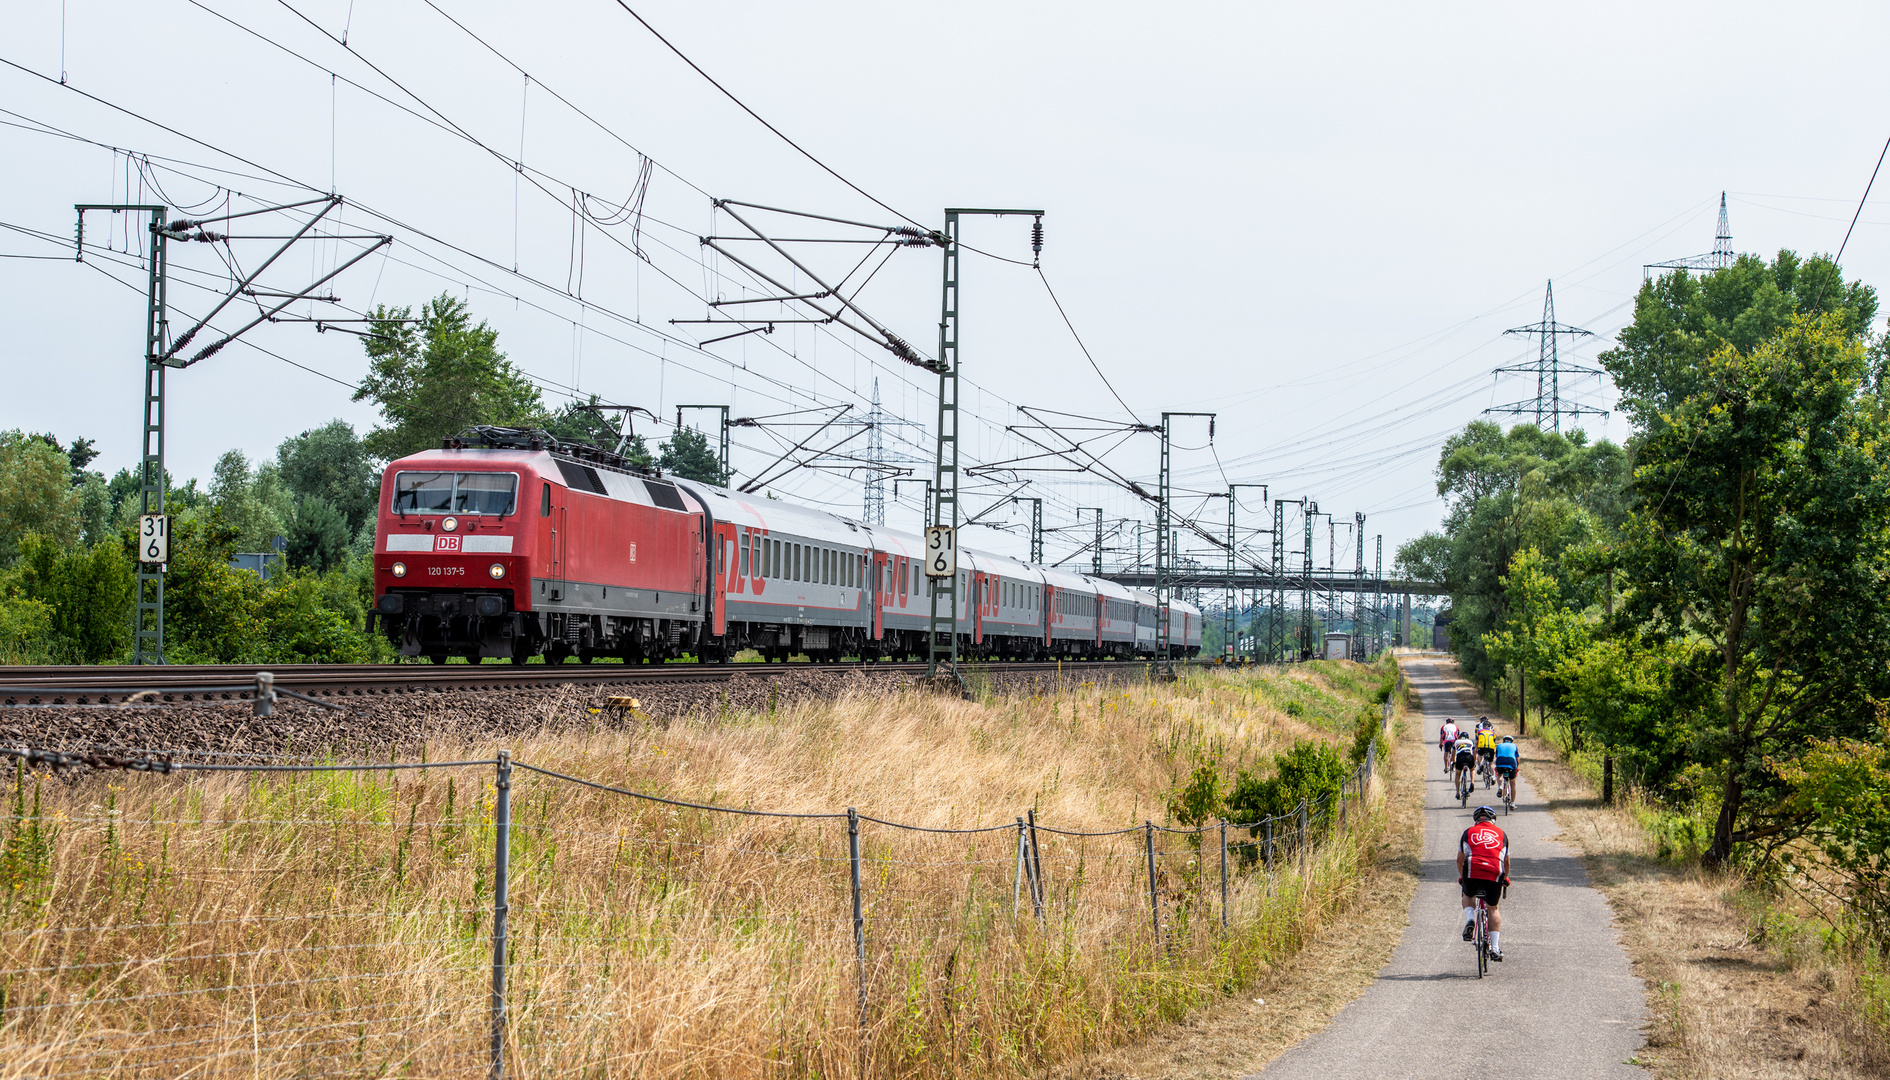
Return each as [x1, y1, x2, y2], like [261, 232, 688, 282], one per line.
[370, 427, 1202, 664]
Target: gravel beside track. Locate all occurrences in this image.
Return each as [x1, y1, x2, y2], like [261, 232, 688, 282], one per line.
[0, 660, 1164, 758]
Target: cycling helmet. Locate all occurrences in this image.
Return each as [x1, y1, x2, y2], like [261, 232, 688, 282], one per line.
[1501, 735, 1515, 743]
[1472, 806, 1497, 822]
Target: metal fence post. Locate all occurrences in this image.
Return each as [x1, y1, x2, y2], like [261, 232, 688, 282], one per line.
[1263, 817, 1274, 874]
[1144, 821, 1160, 942]
[1025, 810, 1045, 922]
[1012, 817, 1027, 918]
[848, 807, 867, 1079]
[1298, 800, 1308, 875]
[1218, 819, 1228, 932]
[489, 751, 512, 1080]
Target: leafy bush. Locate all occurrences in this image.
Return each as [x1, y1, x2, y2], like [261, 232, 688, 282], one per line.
[1350, 707, 1385, 764]
[1225, 740, 1349, 831]
[157, 513, 390, 664]
[1776, 737, 1890, 941]
[1167, 765, 1223, 828]
[0, 578, 55, 664]
[13, 532, 133, 662]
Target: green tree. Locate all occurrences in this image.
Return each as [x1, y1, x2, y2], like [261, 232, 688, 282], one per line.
[1601, 252, 1878, 433]
[75, 473, 111, 547]
[1615, 314, 1890, 867]
[1396, 423, 1626, 684]
[0, 431, 80, 563]
[208, 451, 292, 553]
[353, 294, 544, 461]
[658, 425, 726, 484]
[286, 495, 350, 574]
[276, 420, 377, 532]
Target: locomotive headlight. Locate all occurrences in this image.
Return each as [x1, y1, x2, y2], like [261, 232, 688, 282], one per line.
[489, 563, 505, 579]
[442, 516, 459, 532]
[391, 562, 407, 578]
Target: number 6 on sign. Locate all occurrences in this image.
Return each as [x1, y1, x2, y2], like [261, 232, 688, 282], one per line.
[139, 514, 170, 565]
[924, 525, 955, 578]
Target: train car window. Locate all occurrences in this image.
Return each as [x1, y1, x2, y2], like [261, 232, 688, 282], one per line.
[740, 533, 750, 578]
[541, 482, 551, 517]
[771, 539, 780, 578]
[823, 549, 832, 586]
[717, 538, 726, 579]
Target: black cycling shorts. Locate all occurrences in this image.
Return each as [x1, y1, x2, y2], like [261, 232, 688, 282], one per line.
[1496, 765, 1516, 778]
[1454, 753, 1475, 770]
[1476, 747, 1496, 761]
[1462, 878, 1503, 905]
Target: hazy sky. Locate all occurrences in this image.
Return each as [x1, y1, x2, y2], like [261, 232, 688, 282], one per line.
[5, 1, 1889, 571]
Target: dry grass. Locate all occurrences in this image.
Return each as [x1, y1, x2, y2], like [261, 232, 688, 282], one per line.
[0, 662, 1399, 1079]
[1432, 661, 1890, 1080]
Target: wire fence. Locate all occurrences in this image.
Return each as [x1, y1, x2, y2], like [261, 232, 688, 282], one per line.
[0, 674, 1403, 1078]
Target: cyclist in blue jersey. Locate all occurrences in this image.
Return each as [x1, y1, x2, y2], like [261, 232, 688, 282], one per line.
[1494, 736, 1520, 805]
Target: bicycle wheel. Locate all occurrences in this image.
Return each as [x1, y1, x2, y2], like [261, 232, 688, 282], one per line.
[1476, 906, 1489, 977]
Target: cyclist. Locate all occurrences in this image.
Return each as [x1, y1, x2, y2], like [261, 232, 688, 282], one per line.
[1474, 723, 1498, 781]
[1494, 735, 1520, 804]
[1439, 719, 1460, 767]
[1458, 804, 1510, 961]
[1451, 734, 1477, 800]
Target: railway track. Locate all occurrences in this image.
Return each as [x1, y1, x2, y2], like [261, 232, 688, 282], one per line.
[0, 659, 1168, 705]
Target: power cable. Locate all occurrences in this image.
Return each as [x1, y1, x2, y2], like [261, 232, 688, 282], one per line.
[607, 0, 920, 230]
[1037, 265, 1141, 424]
[1838, 132, 1890, 265]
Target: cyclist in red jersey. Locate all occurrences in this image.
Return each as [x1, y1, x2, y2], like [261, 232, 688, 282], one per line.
[1458, 805, 1510, 960]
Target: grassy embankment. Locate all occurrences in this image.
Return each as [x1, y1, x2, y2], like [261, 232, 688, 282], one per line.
[0, 660, 1401, 1079]
[1446, 660, 1890, 1079]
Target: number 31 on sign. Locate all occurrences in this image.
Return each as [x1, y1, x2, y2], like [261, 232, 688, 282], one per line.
[139, 514, 170, 565]
[924, 525, 955, 578]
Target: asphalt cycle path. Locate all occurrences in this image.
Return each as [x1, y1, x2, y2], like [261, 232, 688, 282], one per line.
[1250, 658, 1646, 1079]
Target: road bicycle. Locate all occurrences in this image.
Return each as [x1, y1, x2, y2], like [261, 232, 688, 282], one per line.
[1456, 765, 1473, 806]
[1469, 884, 1507, 977]
[1500, 771, 1515, 815]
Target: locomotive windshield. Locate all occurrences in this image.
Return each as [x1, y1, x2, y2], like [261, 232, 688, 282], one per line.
[392, 471, 519, 515]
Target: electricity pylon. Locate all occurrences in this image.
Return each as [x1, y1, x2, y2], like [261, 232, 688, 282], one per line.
[1486, 281, 1606, 434]
[1645, 192, 1734, 277]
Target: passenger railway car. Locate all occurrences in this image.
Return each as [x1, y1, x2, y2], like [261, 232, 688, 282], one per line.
[371, 428, 1204, 664]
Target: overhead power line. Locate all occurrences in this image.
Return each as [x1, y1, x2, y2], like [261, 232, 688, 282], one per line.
[607, 1, 921, 230]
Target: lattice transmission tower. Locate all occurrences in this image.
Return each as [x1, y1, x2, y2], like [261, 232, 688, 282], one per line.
[1485, 280, 1607, 434]
[858, 379, 927, 525]
[1645, 192, 1734, 277]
